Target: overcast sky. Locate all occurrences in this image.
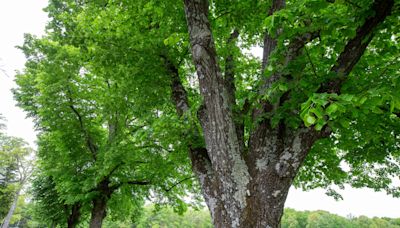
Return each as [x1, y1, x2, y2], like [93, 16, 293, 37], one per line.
[0, 0, 399, 219]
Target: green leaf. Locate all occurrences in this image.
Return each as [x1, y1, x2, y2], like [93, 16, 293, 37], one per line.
[339, 119, 350, 128]
[326, 103, 338, 115]
[315, 119, 327, 131]
[340, 94, 354, 102]
[278, 83, 288, 92]
[310, 106, 324, 119]
[390, 99, 395, 112]
[304, 114, 316, 127]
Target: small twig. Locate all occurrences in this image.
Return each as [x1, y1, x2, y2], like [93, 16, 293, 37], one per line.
[344, 0, 362, 9]
[304, 46, 318, 78]
[177, 48, 189, 67]
[164, 176, 196, 192]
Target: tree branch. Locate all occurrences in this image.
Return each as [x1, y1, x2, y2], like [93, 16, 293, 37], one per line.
[110, 180, 151, 191]
[318, 0, 394, 94]
[161, 54, 189, 116]
[106, 162, 124, 180]
[125, 180, 151, 186]
[160, 52, 213, 175]
[163, 176, 196, 192]
[66, 87, 98, 160]
[304, 45, 318, 78]
[261, 0, 286, 72]
[184, 0, 245, 175]
[262, 30, 320, 92]
[224, 29, 239, 108]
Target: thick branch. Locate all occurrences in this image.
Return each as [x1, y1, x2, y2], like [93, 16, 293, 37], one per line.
[224, 29, 247, 152]
[250, 30, 320, 154]
[184, 2, 252, 224]
[162, 50, 218, 216]
[163, 44, 227, 223]
[184, 0, 243, 164]
[125, 180, 151, 186]
[105, 162, 124, 181]
[161, 52, 214, 174]
[256, 0, 318, 119]
[261, 0, 286, 72]
[224, 29, 239, 108]
[161, 55, 189, 116]
[109, 180, 151, 192]
[319, 0, 394, 93]
[262, 30, 320, 92]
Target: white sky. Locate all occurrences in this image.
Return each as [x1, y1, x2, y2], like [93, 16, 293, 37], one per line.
[0, 0, 399, 219]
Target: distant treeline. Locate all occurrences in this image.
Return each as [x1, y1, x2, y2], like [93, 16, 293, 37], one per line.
[10, 203, 400, 227]
[281, 208, 400, 228]
[109, 206, 400, 228]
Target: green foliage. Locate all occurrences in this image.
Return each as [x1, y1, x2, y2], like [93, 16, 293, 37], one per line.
[28, 170, 73, 226]
[14, 1, 201, 226]
[269, 0, 400, 197]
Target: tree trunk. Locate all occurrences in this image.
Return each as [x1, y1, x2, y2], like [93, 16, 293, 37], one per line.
[192, 128, 323, 228]
[89, 198, 107, 228]
[1, 188, 20, 228]
[182, 0, 325, 227]
[67, 203, 81, 228]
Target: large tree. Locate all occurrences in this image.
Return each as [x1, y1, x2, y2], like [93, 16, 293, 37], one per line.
[180, 0, 399, 227]
[17, 0, 400, 227]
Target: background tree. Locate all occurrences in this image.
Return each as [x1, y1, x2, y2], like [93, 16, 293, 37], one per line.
[0, 122, 34, 228]
[14, 18, 199, 228]
[0, 116, 14, 220]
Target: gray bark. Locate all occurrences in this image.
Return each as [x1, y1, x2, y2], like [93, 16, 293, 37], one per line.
[184, 0, 251, 226]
